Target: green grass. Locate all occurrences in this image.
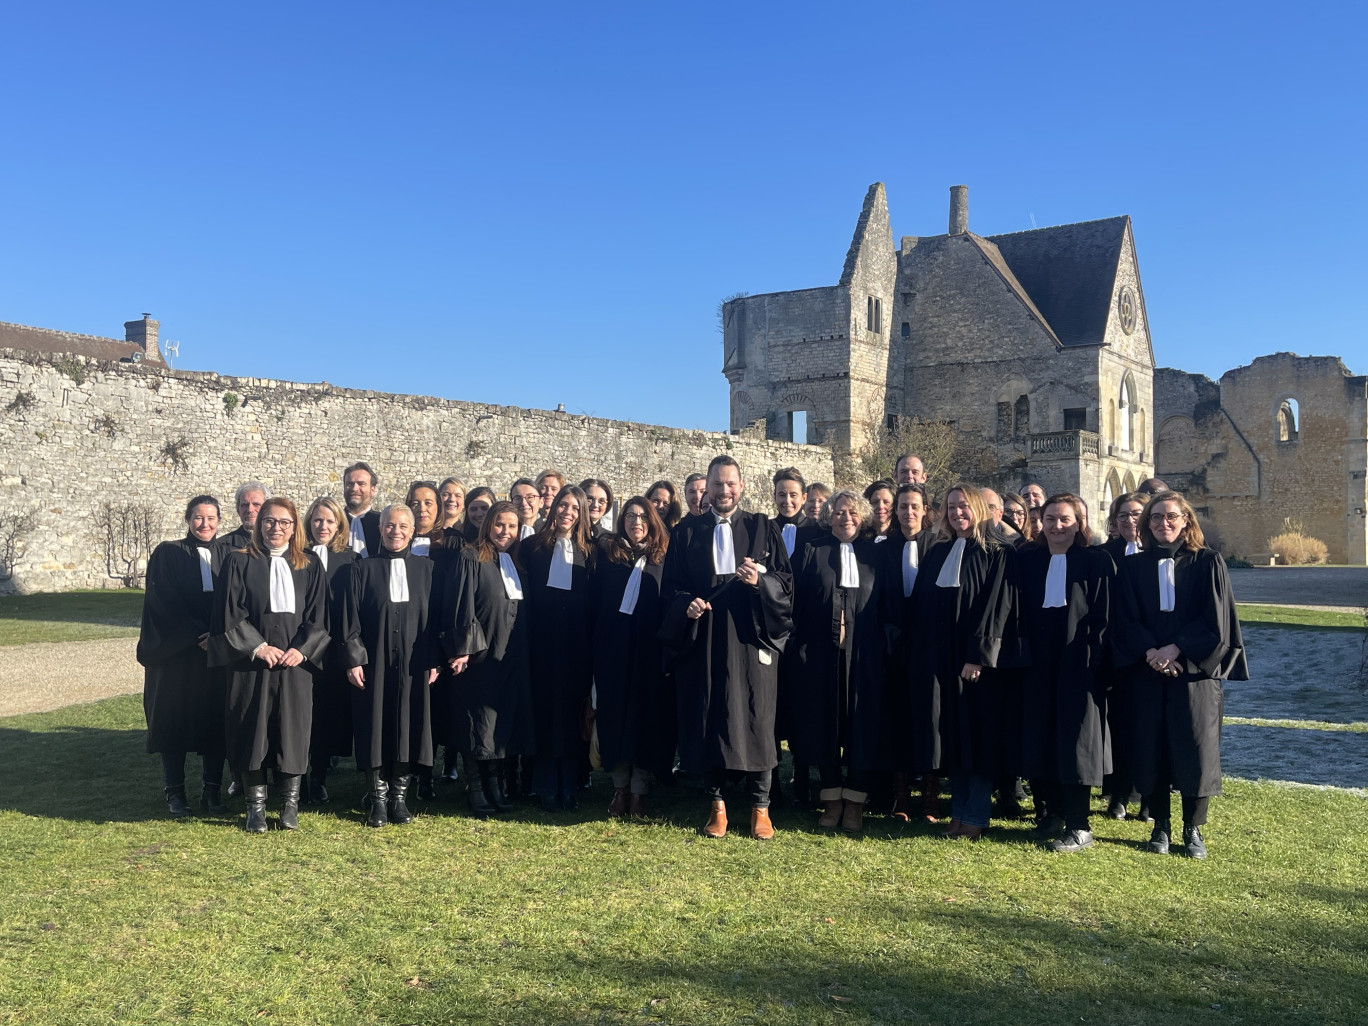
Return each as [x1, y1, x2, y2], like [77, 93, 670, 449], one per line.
[0, 589, 143, 646]
[1, 697, 1366, 1025]
[1236, 603, 1365, 630]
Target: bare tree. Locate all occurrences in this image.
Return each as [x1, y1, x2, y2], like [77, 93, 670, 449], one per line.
[91, 501, 164, 587]
[851, 398, 998, 499]
[0, 508, 39, 583]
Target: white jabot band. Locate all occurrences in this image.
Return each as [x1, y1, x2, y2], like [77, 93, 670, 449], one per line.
[902, 539, 919, 597]
[838, 542, 859, 589]
[935, 537, 966, 588]
[781, 523, 796, 557]
[1043, 553, 1068, 608]
[311, 544, 328, 572]
[1125, 540, 1139, 556]
[1158, 558, 1176, 612]
[348, 515, 368, 557]
[198, 546, 215, 591]
[619, 556, 647, 614]
[411, 536, 431, 557]
[874, 533, 888, 544]
[388, 558, 409, 603]
[268, 554, 296, 613]
[713, 517, 736, 575]
[499, 552, 524, 600]
[520, 524, 536, 540]
[548, 536, 575, 590]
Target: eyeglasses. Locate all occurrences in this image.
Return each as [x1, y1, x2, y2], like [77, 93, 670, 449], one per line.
[622, 513, 648, 523]
[1116, 511, 1143, 522]
[1004, 508, 1025, 521]
[513, 496, 539, 507]
[1149, 512, 1186, 525]
[260, 518, 294, 530]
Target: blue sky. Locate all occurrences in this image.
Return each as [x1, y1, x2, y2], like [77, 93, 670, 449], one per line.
[1, 2, 1363, 431]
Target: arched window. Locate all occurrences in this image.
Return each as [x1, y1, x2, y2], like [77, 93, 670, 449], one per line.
[1119, 377, 1133, 451]
[1103, 473, 1117, 513]
[1277, 398, 1299, 442]
[1013, 395, 1030, 441]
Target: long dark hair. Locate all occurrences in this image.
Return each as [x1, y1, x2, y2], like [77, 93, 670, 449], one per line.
[462, 486, 497, 543]
[527, 485, 595, 559]
[606, 496, 669, 565]
[646, 479, 682, 529]
[474, 500, 523, 564]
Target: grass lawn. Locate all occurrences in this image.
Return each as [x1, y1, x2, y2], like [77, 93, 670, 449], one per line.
[1236, 604, 1364, 630]
[0, 589, 144, 647]
[1, 696, 1366, 1025]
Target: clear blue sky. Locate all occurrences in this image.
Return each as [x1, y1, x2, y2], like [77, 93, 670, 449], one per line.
[2, 2, 1363, 432]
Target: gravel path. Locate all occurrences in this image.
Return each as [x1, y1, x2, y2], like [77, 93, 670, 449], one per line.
[0, 637, 142, 717]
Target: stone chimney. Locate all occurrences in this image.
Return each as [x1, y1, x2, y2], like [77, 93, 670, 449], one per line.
[948, 185, 968, 235]
[124, 313, 161, 362]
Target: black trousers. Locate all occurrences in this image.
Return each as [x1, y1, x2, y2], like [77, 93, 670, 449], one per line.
[818, 764, 869, 794]
[1148, 786, 1210, 827]
[705, 767, 772, 808]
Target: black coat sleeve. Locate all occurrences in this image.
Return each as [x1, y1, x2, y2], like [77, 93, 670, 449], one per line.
[207, 553, 267, 667]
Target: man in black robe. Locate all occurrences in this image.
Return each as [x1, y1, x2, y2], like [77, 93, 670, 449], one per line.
[224, 481, 267, 550]
[343, 461, 382, 558]
[771, 466, 820, 806]
[341, 505, 438, 828]
[661, 455, 793, 839]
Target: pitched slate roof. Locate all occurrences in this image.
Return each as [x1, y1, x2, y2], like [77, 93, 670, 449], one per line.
[0, 320, 154, 363]
[987, 216, 1129, 346]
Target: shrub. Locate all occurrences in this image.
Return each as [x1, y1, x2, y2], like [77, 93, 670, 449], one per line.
[1267, 532, 1329, 565]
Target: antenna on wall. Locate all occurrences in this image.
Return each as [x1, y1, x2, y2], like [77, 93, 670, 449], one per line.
[163, 340, 180, 369]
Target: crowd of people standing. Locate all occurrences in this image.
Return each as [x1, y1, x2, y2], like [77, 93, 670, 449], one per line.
[138, 453, 1247, 857]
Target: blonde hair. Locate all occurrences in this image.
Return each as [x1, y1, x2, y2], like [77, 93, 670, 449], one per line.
[304, 496, 351, 554]
[934, 484, 996, 549]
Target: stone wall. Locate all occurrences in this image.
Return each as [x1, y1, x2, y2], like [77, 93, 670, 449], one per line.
[0, 351, 834, 593]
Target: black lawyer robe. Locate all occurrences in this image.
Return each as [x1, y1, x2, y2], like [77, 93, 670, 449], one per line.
[209, 550, 330, 775]
[773, 511, 821, 746]
[138, 535, 227, 755]
[346, 509, 382, 559]
[1112, 544, 1248, 797]
[438, 548, 535, 760]
[1099, 535, 1142, 794]
[788, 534, 888, 772]
[661, 510, 793, 774]
[590, 540, 674, 778]
[340, 548, 436, 770]
[223, 524, 253, 551]
[902, 536, 1014, 776]
[1017, 544, 1113, 787]
[419, 533, 464, 749]
[878, 528, 935, 766]
[308, 544, 360, 759]
[519, 537, 595, 762]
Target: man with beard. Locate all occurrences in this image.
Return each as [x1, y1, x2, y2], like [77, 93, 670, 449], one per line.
[343, 461, 382, 557]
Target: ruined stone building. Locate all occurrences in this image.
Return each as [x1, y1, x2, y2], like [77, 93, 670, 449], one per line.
[723, 184, 1156, 519]
[1155, 356, 1368, 564]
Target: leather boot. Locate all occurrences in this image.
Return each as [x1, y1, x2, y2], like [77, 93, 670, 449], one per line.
[387, 765, 413, 824]
[921, 773, 941, 823]
[483, 762, 514, 813]
[629, 792, 648, 819]
[165, 785, 190, 818]
[278, 774, 302, 831]
[890, 772, 912, 822]
[308, 771, 329, 805]
[818, 787, 844, 829]
[200, 783, 227, 814]
[703, 800, 727, 838]
[243, 771, 268, 834]
[841, 789, 866, 832]
[467, 761, 494, 817]
[416, 765, 436, 802]
[750, 806, 775, 840]
[608, 787, 629, 818]
[364, 769, 389, 828]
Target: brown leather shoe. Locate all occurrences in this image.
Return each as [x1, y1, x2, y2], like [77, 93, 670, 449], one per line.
[750, 806, 775, 840]
[703, 800, 727, 838]
[817, 799, 844, 829]
[608, 787, 628, 818]
[629, 792, 648, 819]
[957, 824, 984, 842]
[942, 818, 964, 838]
[841, 798, 864, 833]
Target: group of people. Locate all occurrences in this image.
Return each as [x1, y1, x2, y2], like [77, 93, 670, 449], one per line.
[138, 453, 1247, 857]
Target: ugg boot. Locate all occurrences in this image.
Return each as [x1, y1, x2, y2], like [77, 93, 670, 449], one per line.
[817, 787, 844, 829]
[841, 789, 866, 832]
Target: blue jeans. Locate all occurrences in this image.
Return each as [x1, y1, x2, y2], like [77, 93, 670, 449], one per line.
[949, 771, 993, 829]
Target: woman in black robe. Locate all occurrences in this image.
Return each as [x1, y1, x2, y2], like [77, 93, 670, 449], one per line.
[771, 466, 820, 806]
[303, 496, 360, 805]
[341, 504, 439, 828]
[861, 479, 897, 544]
[591, 497, 673, 818]
[441, 501, 535, 816]
[790, 490, 887, 832]
[1018, 493, 1113, 853]
[646, 480, 682, 530]
[580, 478, 615, 539]
[882, 483, 936, 822]
[1099, 490, 1147, 820]
[461, 487, 495, 544]
[210, 497, 329, 833]
[438, 477, 466, 537]
[903, 484, 1014, 841]
[138, 494, 229, 817]
[520, 484, 596, 811]
[1113, 490, 1248, 859]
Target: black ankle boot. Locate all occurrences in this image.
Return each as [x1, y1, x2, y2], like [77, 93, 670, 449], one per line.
[364, 769, 389, 828]
[243, 772, 268, 834]
[200, 783, 227, 814]
[278, 774, 302, 830]
[483, 762, 514, 813]
[388, 767, 413, 825]
[308, 772, 329, 805]
[416, 766, 436, 802]
[467, 763, 494, 817]
[165, 785, 190, 818]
